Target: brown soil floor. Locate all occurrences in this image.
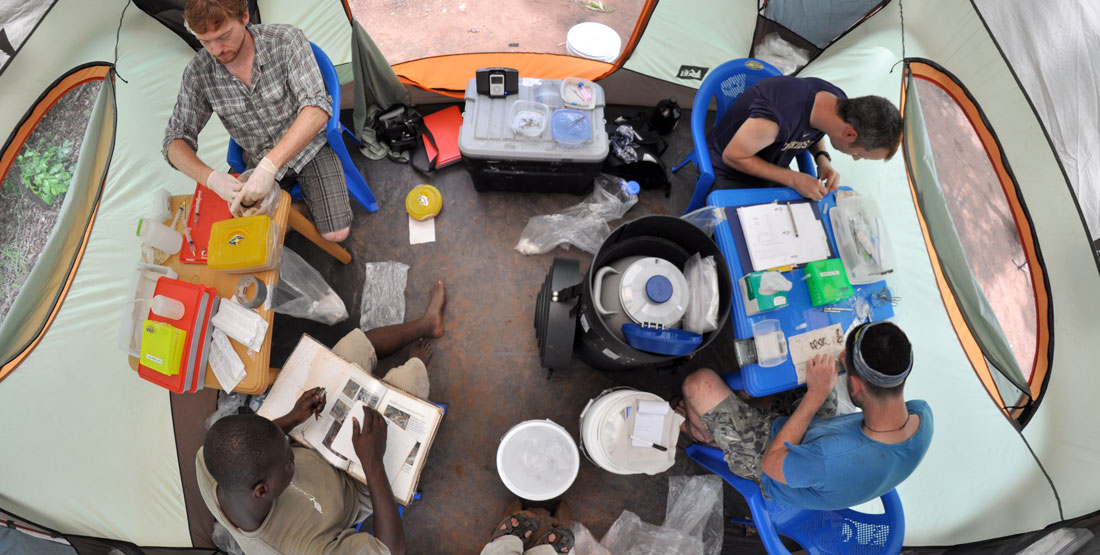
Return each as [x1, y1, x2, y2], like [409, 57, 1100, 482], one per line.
[348, 0, 645, 64]
[0, 81, 101, 325]
[256, 104, 772, 554]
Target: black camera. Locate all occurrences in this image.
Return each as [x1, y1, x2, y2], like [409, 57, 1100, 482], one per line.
[376, 105, 420, 152]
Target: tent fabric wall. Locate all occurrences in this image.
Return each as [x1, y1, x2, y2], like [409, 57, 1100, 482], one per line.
[0, 0, 1098, 549]
[0, 0, 218, 546]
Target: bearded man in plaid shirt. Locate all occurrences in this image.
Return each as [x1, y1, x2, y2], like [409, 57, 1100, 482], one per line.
[163, 0, 352, 242]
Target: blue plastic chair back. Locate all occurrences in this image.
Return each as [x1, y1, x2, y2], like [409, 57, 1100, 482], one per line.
[686, 443, 905, 554]
[228, 42, 379, 213]
[678, 58, 816, 214]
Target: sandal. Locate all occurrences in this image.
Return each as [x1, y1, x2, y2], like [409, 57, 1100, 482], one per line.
[490, 499, 540, 543]
[532, 526, 575, 554]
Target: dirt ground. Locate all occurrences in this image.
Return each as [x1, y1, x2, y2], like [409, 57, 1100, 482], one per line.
[347, 0, 645, 64]
[0, 81, 101, 325]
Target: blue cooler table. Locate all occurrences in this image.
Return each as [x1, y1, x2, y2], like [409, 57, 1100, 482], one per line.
[708, 187, 895, 397]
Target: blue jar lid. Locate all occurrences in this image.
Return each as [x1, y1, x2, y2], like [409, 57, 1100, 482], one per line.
[645, 275, 673, 303]
[622, 180, 640, 195]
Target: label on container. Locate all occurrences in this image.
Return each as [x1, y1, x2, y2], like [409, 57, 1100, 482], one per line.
[820, 270, 840, 277]
[602, 348, 620, 360]
[580, 314, 590, 333]
[144, 353, 164, 365]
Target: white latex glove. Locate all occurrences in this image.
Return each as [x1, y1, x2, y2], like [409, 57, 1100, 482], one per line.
[233, 185, 280, 218]
[206, 170, 243, 202]
[230, 156, 278, 215]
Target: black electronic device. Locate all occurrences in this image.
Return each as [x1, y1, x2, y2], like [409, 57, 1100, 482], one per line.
[476, 67, 519, 97]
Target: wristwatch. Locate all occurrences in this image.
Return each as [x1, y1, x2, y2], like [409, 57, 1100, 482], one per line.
[813, 150, 831, 163]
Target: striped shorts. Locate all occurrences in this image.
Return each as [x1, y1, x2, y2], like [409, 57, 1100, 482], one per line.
[278, 144, 352, 234]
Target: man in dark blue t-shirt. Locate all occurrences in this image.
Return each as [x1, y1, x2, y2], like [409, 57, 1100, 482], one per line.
[706, 76, 903, 201]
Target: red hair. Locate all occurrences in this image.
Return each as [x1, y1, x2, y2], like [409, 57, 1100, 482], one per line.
[184, 0, 248, 34]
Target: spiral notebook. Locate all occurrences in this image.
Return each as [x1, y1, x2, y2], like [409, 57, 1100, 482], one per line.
[736, 201, 832, 271]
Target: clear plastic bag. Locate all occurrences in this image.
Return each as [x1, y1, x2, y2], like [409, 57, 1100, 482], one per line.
[204, 391, 249, 430]
[271, 247, 348, 325]
[572, 521, 612, 555]
[360, 261, 409, 331]
[665, 475, 724, 555]
[683, 254, 720, 335]
[754, 32, 810, 75]
[515, 174, 638, 255]
[600, 511, 703, 555]
[680, 206, 726, 238]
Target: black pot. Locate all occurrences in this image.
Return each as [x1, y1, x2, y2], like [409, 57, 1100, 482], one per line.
[575, 215, 732, 371]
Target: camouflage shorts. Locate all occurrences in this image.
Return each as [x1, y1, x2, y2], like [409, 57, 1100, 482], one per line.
[700, 388, 838, 482]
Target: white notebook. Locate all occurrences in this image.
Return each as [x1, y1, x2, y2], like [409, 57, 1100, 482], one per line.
[736, 202, 832, 271]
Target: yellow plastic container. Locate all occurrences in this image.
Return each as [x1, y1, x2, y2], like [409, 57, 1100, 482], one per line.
[207, 215, 282, 272]
[406, 185, 442, 221]
[139, 320, 186, 376]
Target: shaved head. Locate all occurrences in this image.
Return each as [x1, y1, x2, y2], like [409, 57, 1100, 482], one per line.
[204, 414, 288, 492]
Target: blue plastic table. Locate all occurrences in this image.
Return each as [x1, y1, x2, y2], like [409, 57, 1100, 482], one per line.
[708, 187, 895, 397]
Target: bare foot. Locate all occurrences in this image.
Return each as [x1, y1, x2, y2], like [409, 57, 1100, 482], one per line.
[421, 280, 446, 338]
[409, 338, 433, 365]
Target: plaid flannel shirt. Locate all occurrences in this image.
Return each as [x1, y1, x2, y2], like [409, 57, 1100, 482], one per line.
[162, 24, 332, 180]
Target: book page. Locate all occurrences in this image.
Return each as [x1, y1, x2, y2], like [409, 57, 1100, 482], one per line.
[331, 400, 420, 486]
[788, 324, 845, 384]
[737, 202, 831, 271]
[256, 335, 350, 425]
[300, 371, 372, 467]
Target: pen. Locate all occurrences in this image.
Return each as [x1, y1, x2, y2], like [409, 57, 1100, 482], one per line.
[630, 435, 668, 452]
[786, 203, 799, 237]
[822, 307, 852, 313]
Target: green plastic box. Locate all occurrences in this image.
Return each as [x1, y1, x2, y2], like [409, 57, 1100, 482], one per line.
[804, 258, 854, 307]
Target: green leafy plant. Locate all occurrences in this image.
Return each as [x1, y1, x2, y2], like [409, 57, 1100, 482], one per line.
[15, 139, 74, 205]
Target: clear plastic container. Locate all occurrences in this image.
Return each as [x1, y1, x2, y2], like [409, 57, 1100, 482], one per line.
[830, 193, 895, 284]
[551, 108, 592, 145]
[561, 77, 597, 110]
[137, 218, 182, 254]
[509, 101, 549, 138]
[536, 83, 563, 107]
[752, 319, 788, 367]
[151, 295, 186, 320]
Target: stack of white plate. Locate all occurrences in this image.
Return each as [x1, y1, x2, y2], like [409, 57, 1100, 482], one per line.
[566, 22, 621, 63]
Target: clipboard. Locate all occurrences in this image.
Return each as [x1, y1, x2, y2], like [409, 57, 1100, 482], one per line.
[724, 199, 834, 274]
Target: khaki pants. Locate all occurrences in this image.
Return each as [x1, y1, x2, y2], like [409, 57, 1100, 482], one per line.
[332, 329, 430, 399]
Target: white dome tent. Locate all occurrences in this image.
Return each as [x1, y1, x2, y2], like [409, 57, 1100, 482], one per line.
[0, 0, 1097, 550]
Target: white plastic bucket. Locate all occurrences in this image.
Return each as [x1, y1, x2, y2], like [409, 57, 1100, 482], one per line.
[566, 22, 621, 63]
[579, 388, 669, 475]
[496, 419, 580, 501]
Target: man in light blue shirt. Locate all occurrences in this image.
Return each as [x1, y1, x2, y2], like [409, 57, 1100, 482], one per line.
[680, 322, 933, 511]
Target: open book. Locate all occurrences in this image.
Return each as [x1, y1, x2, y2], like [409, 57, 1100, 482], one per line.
[736, 201, 832, 271]
[256, 335, 444, 505]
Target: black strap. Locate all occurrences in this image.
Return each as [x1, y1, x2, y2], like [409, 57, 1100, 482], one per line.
[551, 284, 582, 303]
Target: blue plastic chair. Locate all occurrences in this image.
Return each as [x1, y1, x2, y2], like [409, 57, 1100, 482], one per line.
[228, 42, 379, 213]
[686, 444, 905, 554]
[673, 58, 816, 214]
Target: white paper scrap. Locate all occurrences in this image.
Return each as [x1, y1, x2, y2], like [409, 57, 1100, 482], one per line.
[632, 400, 670, 447]
[211, 297, 267, 352]
[209, 329, 246, 392]
[788, 324, 845, 384]
[409, 215, 436, 245]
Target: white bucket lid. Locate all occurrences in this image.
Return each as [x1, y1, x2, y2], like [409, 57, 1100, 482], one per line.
[566, 22, 621, 63]
[619, 257, 689, 328]
[579, 388, 678, 475]
[496, 419, 580, 501]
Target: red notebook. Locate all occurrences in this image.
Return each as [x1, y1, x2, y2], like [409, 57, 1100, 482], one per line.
[179, 183, 233, 264]
[421, 105, 463, 169]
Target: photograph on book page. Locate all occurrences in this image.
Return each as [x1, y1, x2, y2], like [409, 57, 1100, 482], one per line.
[332, 400, 419, 485]
[301, 373, 370, 466]
[788, 323, 845, 384]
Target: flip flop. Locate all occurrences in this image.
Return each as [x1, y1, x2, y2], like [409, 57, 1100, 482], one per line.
[490, 499, 540, 543]
[532, 526, 575, 554]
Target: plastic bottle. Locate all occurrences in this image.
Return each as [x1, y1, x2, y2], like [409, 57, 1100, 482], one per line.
[137, 218, 182, 254]
[617, 179, 641, 203]
[650, 97, 682, 135]
[150, 295, 186, 320]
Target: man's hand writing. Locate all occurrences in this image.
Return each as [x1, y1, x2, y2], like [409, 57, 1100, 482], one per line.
[273, 387, 326, 434]
[789, 172, 829, 201]
[805, 354, 839, 401]
[352, 406, 389, 478]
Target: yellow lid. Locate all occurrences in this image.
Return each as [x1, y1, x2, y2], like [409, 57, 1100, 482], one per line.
[208, 215, 273, 270]
[406, 185, 442, 221]
[139, 320, 186, 376]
